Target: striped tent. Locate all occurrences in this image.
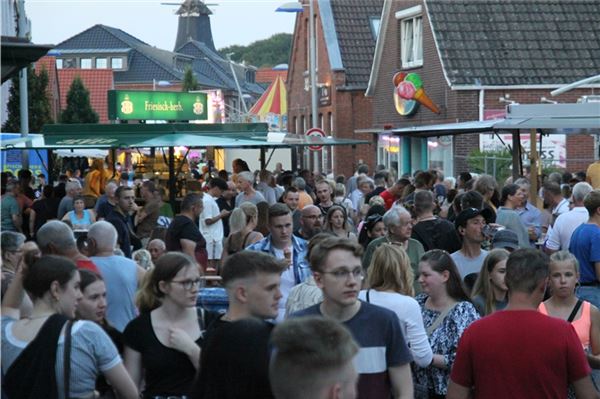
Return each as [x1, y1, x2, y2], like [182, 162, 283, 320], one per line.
[249, 76, 287, 130]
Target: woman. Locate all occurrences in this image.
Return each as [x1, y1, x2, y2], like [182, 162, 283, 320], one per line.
[76, 269, 125, 398]
[132, 248, 154, 270]
[474, 174, 499, 212]
[62, 195, 96, 230]
[82, 158, 108, 201]
[414, 249, 480, 398]
[1, 255, 137, 399]
[358, 244, 433, 368]
[324, 205, 356, 240]
[358, 213, 386, 249]
[223, 203, 264, 259]
[495, 183, 530, 248]
[470, 249, 509, 316]
[539, 251, 600, 390]
[123, 252, 206, 399]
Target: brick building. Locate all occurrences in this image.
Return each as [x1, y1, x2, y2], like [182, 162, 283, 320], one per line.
[365, 0, 600, 177]
[287, 0, 383, 178]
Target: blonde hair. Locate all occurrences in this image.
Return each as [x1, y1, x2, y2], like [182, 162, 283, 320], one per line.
[132, 249, 154, 270]
[471, 249, 509, 315]
[229, 202, 258, 233]
[367, 244, 414, 296]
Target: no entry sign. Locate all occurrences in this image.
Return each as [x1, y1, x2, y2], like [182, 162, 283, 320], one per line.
[306, 127, 325, 151]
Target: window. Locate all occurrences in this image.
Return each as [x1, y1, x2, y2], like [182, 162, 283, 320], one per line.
[63, 58, 76, 69]
[111, 57, 123, 69]
[56, 59, 63, 69]
[96, 58, 107, 69]
[396, 6, 423, 68]
[370, 17, 381, 40]
[80, 58, 92, 69]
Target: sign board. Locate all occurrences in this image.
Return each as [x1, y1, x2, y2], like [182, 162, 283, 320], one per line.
[306, 127, 325, 151]
[0, 134, 48, 176]
[318, 85, 331, 106]
[108, 90, 208, 121]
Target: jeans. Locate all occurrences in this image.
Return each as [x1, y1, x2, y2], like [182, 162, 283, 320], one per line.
[576, 285, 600, 310]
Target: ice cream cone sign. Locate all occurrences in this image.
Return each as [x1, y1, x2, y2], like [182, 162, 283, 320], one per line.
[393, 72, 440, 114]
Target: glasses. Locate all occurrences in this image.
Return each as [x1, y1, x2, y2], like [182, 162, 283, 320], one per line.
[321, 267, 364, 281]
[170, 279, 203, 290]
[303, 214, 324, 220]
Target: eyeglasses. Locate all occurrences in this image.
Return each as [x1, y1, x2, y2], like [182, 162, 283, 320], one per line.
[303, 214, 324, 220]
[321, 267, 364, 281]
[170, 279, 203, 290]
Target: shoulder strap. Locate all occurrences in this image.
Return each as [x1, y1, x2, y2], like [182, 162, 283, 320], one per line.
[241, 231, 253, 248]
[63, 320, 73, 399]
[366, 289, 371, 303]
[567, 299, 584, 323]
[426, 303, 457, 337]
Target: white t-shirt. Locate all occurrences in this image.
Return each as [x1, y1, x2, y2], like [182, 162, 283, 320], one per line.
[273, 246, 295, 322]
[451, 249, 489, 279]
[199, 193, 223, 242]
[545, 206, 588, 251]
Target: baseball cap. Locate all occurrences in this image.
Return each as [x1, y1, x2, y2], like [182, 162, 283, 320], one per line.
[454, 207, 494, 230]
[491, 229, 519, 250]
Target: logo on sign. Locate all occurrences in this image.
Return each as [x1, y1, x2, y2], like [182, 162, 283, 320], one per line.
[306, 127, 325, 151]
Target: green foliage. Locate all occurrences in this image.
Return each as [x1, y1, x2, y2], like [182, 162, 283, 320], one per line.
[60, 77, 99, 123]
[182, 66, 198, 92]
[218, 33, 292, 67]
[467, 149, 513, 183]
[2, 65, 53, 133]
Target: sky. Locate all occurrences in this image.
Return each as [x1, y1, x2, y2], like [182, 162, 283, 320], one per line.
[27, 0, 298, 51]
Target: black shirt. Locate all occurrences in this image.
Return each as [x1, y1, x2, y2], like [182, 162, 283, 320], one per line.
[216, 197, 235, 237]
[31, 198, 60, 234]
[411, 217, 462, 253]
[106, 208, 132, 258]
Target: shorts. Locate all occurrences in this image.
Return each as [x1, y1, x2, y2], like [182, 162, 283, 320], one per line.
[205, 238, 224, 260]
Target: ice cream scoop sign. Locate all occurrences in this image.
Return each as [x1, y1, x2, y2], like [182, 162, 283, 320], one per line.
[393, 72, 440, 116]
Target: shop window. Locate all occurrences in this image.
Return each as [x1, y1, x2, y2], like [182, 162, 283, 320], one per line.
[96, 58, 108, 69]
[396, 6, 423, 68]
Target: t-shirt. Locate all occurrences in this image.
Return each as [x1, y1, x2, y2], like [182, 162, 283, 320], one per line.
[235, 191, 266, 207]
[90, 255, 138, 332]
[450, 310, 591, 399]
[495, 207, 530, 248]
[199, 193, 223, 242]
[123, 312, 201, 398]
[379, 189, 396, 210]
[57, 195, 74, 219]
[1, 195, 20, 231]
[451, 249, 489, 279]
[471, 294, 507, 316]
[412, 218, 462, 253]
[545, 207, 588, 251]
[165, 215, 207, 266]
[30, 198, 59, 234]
[2, 316, 121, 398]
[293, 301, 412, 399]
[569, 223, 600, 284]
[105, 209, 132, 258]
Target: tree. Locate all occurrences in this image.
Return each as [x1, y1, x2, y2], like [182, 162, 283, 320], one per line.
[219, 33, 292, 67]
[2, 65, 53, 132]
[182, 66, 198, 91]
[60, 76, 99, 123]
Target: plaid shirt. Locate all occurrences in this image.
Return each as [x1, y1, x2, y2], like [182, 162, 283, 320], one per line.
[246, 234, 311, 284]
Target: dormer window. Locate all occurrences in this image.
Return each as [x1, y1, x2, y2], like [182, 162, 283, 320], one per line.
[396, 6, 423, 69]
[111, 57, 124, 69]
[245, 69, 255, 84]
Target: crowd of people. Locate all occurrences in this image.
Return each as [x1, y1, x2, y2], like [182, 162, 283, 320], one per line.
[1, 160, 600, 399]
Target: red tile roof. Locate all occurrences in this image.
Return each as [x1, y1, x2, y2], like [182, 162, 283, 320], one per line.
[256, 68, 288, 84]
[57, 69, 114, 123]
[35, 56, 61, 121]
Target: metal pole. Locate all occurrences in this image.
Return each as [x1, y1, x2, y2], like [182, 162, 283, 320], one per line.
[309, 0, 319, 173]
[17, 0, 29, 169]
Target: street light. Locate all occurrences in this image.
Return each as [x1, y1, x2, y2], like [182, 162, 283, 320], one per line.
[277, 1, 318, 171]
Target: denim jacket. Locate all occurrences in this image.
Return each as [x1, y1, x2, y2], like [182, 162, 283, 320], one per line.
[246, 235, 311, 284]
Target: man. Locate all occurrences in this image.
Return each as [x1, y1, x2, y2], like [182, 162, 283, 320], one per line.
[514, 177, 542, 245]
[569, 189, 600, 309]
[147, 238, 166, 263]
[364, 172, 388, 205]
[411, 190, 461, 253]
[490, 229, 519, 252]
[256, 169, 277, 205]
[293, 177, 313, 210]
[315, 180, 334, 215]
[270, 317, 360, 399]
[586, 154, 600, 189]
[293, 236, 414, 399]
[88, 221, 146, 332]
[380, 178, 410, 210]
[282, 186, 301, 231]
[165, 192, 206, 268]
[200, 178, 230, 270]
[95, 180, 118, 220]
[363, 207, 424, 289]
[247, 203, 311, 321]
[543, 181, 569, 227]
[1, 181, 21, 232]
[235, 171, 266, 207]
[105, 185, 137, 258]
[346, 163, 369, 199]
[451, 208, 493, 280]
[36, 220, 99, 273]
[216, 180, 236, 237]
[403, 171, 434, 205]
[134, 181, 160, 247]
[295, 205, 324, 240]
[447, 249, 596, 399]
[57, 180, 82, 219]
[545, 181, 593, 254]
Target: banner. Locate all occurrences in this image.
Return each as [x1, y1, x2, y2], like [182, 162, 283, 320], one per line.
[108, 90, 208, 121]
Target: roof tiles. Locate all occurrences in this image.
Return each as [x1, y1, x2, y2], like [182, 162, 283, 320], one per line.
[57, 69, 114, 123]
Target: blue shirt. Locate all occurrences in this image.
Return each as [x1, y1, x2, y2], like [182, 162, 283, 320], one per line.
[246, 234, 311, 284]
[517, 201, 542, 242]
[569, 223, 600, 283]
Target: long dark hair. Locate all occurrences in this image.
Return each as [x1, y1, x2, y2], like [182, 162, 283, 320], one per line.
[420, 249, 469, 302]
[23, 255, 77, 300]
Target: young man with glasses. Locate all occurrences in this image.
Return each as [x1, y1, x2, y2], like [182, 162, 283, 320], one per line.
[292, 236, 414, 399]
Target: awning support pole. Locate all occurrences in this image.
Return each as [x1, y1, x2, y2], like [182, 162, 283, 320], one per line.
[530, 129, 540, 208]
[265, 148, 276, 169]
[260, 148, 266, 170]
[47, 149, 54, 185]
[512, 131, 521, 182]
[168, 147, 176, 213]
